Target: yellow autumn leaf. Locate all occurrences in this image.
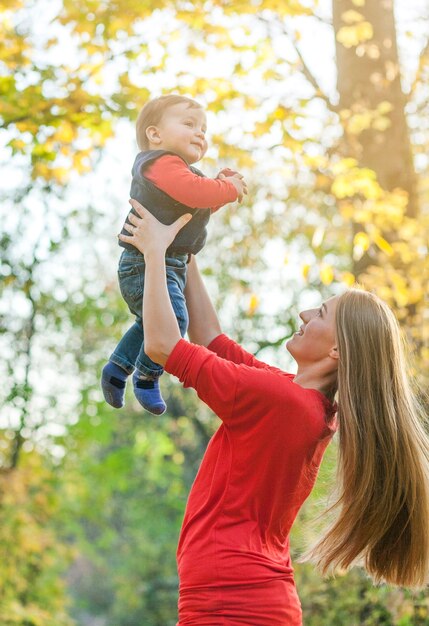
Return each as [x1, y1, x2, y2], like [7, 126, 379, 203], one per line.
[393, 290, 409, 308]
[347, 111, 373, 134]
[337, 22, 373, 48]
[273, 105, 290, 120]
[32, 162, 50, 179]
[15, 120, 38, 134]
[332, 169, 381, 199]
[353, 231, 370, 251]
[51, 167, 70, 183]
[320, 263, 334, 285]
[248, 294, 259, 315]
[354, 208, 372, 223]
[394, 242, 414, 264]
[339, 108, 351, 120]
[390, 273, 407, 291]
[341, 10, 364, 24]
[339, 201, 355, 218]
[355, 172, 382, 199]
[54, 121, 75, 143]
[374, 234, 394, 255]
[331, 175, 354, 198]
[341, 271, 356, 287]
[377, 101, 393, 115]
[357, 21, 374, 42]
[407, 286, 423, 304]
[302, 264, 311, 280]
[73, 151, 91, 173]
[331, 158, 358, 175]
[372, 116, 391, 132]
[9, 138, 26, 151]
[315, 173, 331, 190]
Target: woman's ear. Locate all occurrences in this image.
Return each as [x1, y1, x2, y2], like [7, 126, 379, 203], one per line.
[329, 346, 340, 361]
[146, 125, 161, 145]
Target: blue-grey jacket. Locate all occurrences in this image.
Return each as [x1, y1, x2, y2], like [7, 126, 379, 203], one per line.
[119, 150, 211, 256]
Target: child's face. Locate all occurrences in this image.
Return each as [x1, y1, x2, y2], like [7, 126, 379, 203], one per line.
[149, 102, 208, 164]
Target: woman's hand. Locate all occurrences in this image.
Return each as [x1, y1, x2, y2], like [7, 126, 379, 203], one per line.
[118, 198, 192, 257]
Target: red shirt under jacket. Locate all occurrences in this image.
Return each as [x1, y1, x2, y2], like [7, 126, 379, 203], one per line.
[145, 155, 238, 212]
[164, 334, 337, 593]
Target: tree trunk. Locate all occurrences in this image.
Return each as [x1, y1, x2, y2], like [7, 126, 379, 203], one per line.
[333, 0, 418, 274]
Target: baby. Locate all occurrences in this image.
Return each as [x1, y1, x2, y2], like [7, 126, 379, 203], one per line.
[101, 94, 247, 414]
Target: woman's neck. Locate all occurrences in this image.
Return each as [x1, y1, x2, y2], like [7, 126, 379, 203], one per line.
[293, 362, 338, 400]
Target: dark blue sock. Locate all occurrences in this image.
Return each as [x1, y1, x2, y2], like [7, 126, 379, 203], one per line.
[133, 372, 166, 415]
[101, 362, 128, 408]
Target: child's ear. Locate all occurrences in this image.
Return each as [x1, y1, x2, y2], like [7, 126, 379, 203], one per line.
[146, 125, 161, 145]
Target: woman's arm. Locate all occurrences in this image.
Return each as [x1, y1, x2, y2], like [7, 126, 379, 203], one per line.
[118, 199, 192, 366]
[185, 255, 222, 347]
[141, 247, 181, 366]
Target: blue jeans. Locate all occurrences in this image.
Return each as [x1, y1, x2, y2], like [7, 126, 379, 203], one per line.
[110, 249, 189, 378]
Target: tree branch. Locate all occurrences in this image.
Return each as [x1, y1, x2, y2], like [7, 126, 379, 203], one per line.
[290, 36, 338, 113]
[257, 15, 338, 114]
[312, 12, 333, 27]
[410, 35, 429, 97]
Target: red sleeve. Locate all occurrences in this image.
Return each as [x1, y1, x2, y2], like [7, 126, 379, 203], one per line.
[144, 155, 238, 210]
[207, 334, 291, 377]
[165, 339, 239, 423]
[165, 339, 334, 438]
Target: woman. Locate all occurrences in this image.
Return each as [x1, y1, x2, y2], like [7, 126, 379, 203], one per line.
[119, 199, 429, 626]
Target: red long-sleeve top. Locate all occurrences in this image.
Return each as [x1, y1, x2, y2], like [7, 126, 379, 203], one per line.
[145, 155, 238, 212]
[164, 334, 337, 592]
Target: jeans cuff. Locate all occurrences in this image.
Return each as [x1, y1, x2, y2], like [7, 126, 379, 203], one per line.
[135, 359, 164, 378]
[109, 354, 135, 376]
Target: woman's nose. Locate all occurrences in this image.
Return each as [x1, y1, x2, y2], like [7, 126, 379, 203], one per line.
[299, 309, 313, 322]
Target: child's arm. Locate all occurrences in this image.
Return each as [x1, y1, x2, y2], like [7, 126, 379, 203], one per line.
[145, 154, 247, 210]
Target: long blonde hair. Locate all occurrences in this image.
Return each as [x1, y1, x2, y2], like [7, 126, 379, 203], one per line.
[308, 289, 429, 588]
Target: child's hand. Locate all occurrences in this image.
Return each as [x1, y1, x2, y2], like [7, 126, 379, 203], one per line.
[217, 167, 239, 178]
[219, 172, 248, 202]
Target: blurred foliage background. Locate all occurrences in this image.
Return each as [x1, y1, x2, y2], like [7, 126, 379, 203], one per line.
[1, 0, 428, 624]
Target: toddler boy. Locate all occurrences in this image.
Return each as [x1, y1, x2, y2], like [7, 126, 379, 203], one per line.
[101, 94, 247, 414]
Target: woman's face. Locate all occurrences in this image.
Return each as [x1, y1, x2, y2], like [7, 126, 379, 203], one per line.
[286, 296, 339, 366]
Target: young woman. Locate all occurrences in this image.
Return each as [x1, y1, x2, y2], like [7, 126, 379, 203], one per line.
[119, 199, 429, 626]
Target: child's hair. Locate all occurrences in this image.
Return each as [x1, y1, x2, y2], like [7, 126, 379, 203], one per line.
[136, 94, 203, 151]
[306, 289, 429, 588]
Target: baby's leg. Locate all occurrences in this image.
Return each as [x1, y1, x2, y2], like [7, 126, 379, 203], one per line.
[132, 375, 166, 415]
[101, 362, 127, 408]
[133, 336, 165, 415]
[102, 322, 142, 408]
[103, 250, 145, 408]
